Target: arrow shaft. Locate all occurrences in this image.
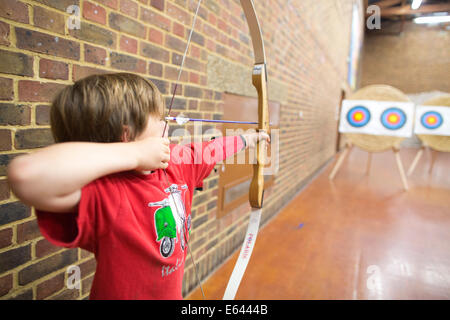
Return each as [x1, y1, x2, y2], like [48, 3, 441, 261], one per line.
[165, 117, 258, 125]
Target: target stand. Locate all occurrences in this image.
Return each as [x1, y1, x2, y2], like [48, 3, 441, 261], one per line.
[329, 85, 411, 191]
[407, 94, 450, 176]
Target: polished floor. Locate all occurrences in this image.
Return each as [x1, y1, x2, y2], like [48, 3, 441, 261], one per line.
[186, 147, 450, 300]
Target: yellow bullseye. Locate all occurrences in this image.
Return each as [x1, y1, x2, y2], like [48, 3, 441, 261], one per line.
[427, 116, 436, 124]
[388, 114, 398, 123]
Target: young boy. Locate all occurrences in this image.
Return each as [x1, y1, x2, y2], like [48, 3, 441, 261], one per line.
[7, 73, 269, 300]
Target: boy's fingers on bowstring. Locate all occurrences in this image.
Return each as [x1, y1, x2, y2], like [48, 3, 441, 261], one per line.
[162, 137, 170, 145]
[160, 161, 169, 169]
[161, 150, 170, 163]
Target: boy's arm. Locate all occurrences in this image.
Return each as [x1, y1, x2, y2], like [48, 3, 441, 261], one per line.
[7, 137, 170, 213]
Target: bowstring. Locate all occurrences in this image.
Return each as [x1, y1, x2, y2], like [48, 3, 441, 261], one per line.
[161, 0, 205, 300]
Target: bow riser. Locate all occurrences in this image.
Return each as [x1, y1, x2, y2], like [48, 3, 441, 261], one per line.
[249, 63, 269, 208]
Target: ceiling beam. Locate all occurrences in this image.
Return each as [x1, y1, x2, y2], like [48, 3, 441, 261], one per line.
[376, 0, 403, 9]
[380, 3, 450, 16]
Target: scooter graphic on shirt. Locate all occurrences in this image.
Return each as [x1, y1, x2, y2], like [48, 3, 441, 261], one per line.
[148, 184, 189, 258]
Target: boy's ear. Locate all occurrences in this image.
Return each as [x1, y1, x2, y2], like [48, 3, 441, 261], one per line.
[121, 126, 130, 142]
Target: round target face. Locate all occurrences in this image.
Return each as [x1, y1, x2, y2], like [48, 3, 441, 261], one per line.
[380, 107, 406, 130]
[421, 111, 443, 130]
[347, 106, 371, 128]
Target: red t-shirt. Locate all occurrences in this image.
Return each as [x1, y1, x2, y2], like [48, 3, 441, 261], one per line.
[36, 136, 245, 300]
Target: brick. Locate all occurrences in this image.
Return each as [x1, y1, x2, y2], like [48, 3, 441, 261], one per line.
[164, 65, 188, 82]
[84, 44, 107, 65]
[39, 59, 69, 80]
[149, 62, 163, 77]
[184, 86, 203, 98]
[35, 238, 60, 259]
[110, 52, 146, 73]
[120, 0, 139, 18]
[199, 101, 215, 111]
[70, 22, 116, 48]
[36, 105, 50, 125]
[0, 78, 14, 101]
[34, 0, 80, 12]
[0, 49, 34, 77]
[72, 65, 109, 82]
[82, 274, 94, 296]
[18, 249, 78, 285]
[166, 2, 190, 25]
[95, 0, 118, 9]
[36, 272, 65, 299]
[164, 97, 186, 110]
[140, 8, 170, 31]
[33, 6, 65, 34]
[109, 13, 146, 39]
[14, 128, 54, 149]
[140, 42, 169, 62]
[148, 27, 163, 45]
[191, 31, 205, 47]
[0, 244, 31, 274]
[0, 130, 12, 151]
[18, 81, 66, 103]
[119, 35, 138, 54]
[15, 28, 80, 60]
[0, 104, 31, 126]
[0, 21, 10, 46]
[0, 227, 13, 248]
[79, 257, 96, 277]
[172, 22, 184, 38]
[165, 34, 186, 53]
[0, 274, 13, 297]
[0, 0, 29, 24]
[151, 0, 164, 11]
[17, 219, 40, 243]
[189, 72, 200, 84]
[83, 1, 107, 25]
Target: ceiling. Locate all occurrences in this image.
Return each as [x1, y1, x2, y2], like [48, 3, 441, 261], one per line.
[365, 0, 450, 20]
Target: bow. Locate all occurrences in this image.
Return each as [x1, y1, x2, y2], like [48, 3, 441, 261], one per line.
[162, 0, 269, 300]
[222, 0, 269, 300]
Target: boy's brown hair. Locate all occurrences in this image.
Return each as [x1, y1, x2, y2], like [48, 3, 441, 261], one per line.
[50, 73, 164, 143]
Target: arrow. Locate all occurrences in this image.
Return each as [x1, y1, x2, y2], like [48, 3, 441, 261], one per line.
[165, 116, 258, 125]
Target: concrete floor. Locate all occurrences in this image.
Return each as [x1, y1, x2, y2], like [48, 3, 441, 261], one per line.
[186, 147, 450, 300]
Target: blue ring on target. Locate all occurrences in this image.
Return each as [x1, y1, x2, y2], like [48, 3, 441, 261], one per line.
[421, 111, 443, 130]
[380, 107, 407, 130]
[346, 106, 371, 128]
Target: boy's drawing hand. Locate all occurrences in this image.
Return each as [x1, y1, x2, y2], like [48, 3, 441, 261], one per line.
[242, 132, 270, 149]
[134, 137, 170, 170]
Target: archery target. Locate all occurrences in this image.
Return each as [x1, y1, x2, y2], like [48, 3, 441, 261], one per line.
[380, 108, 407, 130]
[421, 111, 443, 130]
[414, 106, 450, 136]
[347, 106, 371, 127]
[339, 100, 414, 137]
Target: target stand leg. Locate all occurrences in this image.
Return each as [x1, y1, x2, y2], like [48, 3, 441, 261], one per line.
[407, 145, 425, 176]
[429, 149, 438, 174]
[393, 148, 408, 191]
[329, 144, 352, 180]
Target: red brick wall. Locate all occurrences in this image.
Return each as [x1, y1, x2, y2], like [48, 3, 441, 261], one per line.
[0, 0, 359, 299]
[361, 21, 450, 93]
